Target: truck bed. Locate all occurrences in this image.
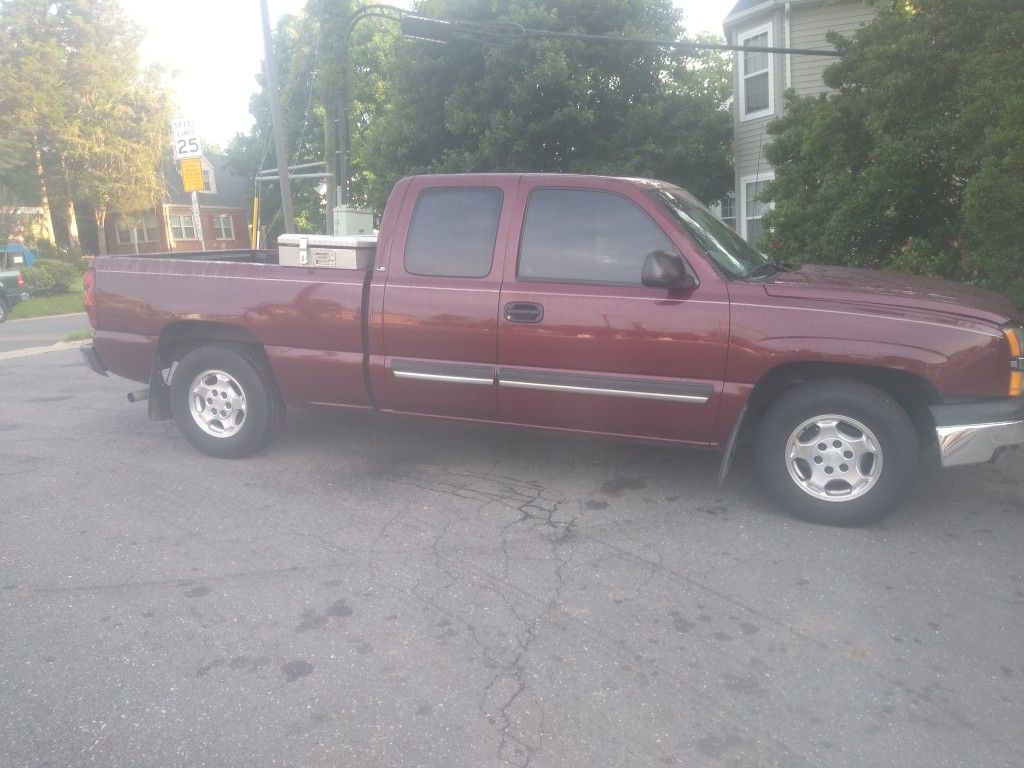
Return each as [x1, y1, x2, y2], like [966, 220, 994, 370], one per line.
[140, 248, 279, 264]
[91, 253, 373, 410]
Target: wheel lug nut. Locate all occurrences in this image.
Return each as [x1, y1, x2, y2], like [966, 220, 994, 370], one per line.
[840, 464, 849, 472]
[813, 456, 823, 464]
[817, 443, 827, 451]
[844, 451, 853, 459]
[832, 440, 842, 448]
[825, 467, 834, 475]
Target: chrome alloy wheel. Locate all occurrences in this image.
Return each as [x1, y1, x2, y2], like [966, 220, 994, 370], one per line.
[785, 414, 883, 502]
[188, 369, 247, 438]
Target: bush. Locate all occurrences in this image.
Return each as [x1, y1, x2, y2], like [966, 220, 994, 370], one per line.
[23, 263, 57, 295]
[23, 259, 78, 295]
[31, 241, 88, 273]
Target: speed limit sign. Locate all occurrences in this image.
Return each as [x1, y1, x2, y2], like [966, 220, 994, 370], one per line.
[171, 118, 203, 160]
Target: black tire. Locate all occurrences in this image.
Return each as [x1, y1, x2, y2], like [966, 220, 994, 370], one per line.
[0, 300, 9, 323]
[169, 344, 281, 458]
[754, 379, 919, 526]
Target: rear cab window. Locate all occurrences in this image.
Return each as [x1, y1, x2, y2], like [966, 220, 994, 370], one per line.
[404, 187, 503, 278]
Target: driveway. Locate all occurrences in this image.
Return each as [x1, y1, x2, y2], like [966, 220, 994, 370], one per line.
[1, 348, 1023, 767]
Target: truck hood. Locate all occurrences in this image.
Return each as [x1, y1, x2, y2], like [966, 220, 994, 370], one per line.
[763, 265, 1020, 325]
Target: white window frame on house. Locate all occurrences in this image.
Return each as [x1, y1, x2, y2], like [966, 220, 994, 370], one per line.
[720, 192, 736, 232]
[199, 158, 217, 195]
[213, 214, 234, 241]
[115, 212, 159, 244]
[169, 211, 198, 241]
[740, 171, 775, 242]
[738, 23, 774, 122]
[709, 192, 737, 232]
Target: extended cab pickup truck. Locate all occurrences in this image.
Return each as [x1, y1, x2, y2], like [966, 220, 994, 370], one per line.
[80, 174, 1024, 525]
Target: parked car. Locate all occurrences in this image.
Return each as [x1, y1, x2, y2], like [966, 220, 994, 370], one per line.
[0, 244, 32, 322]
[80, 174, 1024, 525]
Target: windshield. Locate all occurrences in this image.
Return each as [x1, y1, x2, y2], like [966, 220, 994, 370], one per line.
[650, 186, 771, 279]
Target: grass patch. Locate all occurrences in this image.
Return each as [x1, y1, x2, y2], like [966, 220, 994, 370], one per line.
[9, 277, 84, 320]
[63, 329, 93, 343]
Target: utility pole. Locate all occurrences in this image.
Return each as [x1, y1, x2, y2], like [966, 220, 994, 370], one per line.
[321, 0, 352, 234]
[259, 0, 296, 234]
[320, 0, 339, 231]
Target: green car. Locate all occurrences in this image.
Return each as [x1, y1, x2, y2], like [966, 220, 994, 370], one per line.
[0, 246, 31, 322]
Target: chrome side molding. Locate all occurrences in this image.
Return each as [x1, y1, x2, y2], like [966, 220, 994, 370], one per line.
[391, 360, 494, 386]
[498, 368, 712, 404]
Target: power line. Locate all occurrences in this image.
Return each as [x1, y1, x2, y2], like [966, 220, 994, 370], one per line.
[395, 11, 842, 57]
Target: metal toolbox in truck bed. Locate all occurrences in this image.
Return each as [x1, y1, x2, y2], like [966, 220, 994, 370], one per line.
[278, 234, 377, 270]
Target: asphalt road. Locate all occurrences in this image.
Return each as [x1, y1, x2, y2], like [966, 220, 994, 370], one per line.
[0, 312, 90, 353]
[2, 348, 1023, 768]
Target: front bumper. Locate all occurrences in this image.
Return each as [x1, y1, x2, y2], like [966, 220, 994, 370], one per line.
[80, 344, 108, 377]
[931, 398, 1024, 467]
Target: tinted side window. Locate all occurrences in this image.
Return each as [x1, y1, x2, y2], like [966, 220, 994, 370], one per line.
[404, 187, 503, 278]
[518, 189, 678, 285]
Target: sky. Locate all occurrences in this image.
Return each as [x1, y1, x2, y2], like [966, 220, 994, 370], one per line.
[121, 0, 737, 147]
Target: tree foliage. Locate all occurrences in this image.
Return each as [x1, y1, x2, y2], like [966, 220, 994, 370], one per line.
[227, 6, 343, 236]
[763, 0, 1024, 305]
[0, 0, 171, 254]
[230, 0, 734, 237]
[358, 0, 733, 210]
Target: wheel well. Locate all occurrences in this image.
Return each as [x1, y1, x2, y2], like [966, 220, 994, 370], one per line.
[150, 321, 281, 422]
[156, 321, 268, 369]
[746, 362, 940, 441]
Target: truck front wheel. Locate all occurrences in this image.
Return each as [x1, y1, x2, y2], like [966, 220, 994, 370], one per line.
[169, 345, 279, 458]
[755, 380, 919, 526]
[0, 300, 9, 323]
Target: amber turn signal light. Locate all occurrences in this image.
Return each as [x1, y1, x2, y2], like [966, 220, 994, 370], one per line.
[1005, 326, 1023, 396]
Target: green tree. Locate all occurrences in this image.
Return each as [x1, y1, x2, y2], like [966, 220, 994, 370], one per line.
[0, 0, 63, 243]
[227, 8, 333, 239]
[762, 0, 1024, 306]
[67, 71, 171, 254]
[357, 0, 733, 210]
[0, 0, 171, 255]
[232, 0, 734, 239]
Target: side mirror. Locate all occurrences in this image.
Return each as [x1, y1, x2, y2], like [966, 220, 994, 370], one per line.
[641, 250, 697, 290]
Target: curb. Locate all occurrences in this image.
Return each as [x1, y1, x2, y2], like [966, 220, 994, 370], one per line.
[0, 340, 90, 362]
[7, 311, 88, 323]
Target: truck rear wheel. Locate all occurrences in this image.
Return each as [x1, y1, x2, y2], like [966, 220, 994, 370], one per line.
[169, 345, 279, 458]
[754, 380, 919, 526]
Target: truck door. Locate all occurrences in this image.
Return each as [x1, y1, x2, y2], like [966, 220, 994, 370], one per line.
[378, 176, 517, 420]
[496, 178, 729, 444]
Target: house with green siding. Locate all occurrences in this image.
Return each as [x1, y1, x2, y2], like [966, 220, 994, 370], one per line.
[721, 0, 875, 241]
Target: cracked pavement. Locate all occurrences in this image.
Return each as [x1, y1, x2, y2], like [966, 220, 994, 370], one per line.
[2, 349, 1024, 767]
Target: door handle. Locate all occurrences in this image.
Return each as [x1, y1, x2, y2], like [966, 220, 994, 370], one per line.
[504, 302, 544, 324]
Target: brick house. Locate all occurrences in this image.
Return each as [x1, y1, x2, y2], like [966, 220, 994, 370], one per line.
[719, 0, 875, 241]
[105, 154, 251, 255]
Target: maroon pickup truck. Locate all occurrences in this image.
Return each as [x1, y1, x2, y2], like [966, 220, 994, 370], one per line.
[80, 173, 1024, 525]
